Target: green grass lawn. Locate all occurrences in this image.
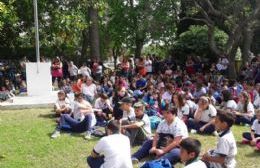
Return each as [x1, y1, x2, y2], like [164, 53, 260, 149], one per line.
[0, 108, 260, 168]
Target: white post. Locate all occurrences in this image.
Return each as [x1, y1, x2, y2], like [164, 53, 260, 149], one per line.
[33, 0, 40, 73]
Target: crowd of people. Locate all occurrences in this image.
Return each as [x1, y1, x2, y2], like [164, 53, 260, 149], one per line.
[1, 53, 260, 168]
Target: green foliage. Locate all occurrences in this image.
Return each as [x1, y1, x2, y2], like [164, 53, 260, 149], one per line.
[0, 0, 89, 59]
[173, 25, 228, 62]
[101, 0, 179, 58]
[143, 44, 169, 58]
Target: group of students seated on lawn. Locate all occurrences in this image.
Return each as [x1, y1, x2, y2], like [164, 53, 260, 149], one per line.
[47, 54, 260, 168]
[49, 56, 260, 167]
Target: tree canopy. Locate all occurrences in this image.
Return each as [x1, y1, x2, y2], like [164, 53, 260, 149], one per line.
[0, 0, 259, 77]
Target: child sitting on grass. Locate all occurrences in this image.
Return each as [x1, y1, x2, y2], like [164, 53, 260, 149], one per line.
[201, 110, 237, 168]
[242, 109, 260, 151]
[54, 90, 71, 115]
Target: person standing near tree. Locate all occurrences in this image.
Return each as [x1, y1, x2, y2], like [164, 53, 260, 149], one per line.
[51, 57, 63, 84]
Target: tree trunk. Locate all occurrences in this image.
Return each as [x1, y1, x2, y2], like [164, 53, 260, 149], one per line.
[112, 47, 118, 69]
[88, 4, 100, 60]
[81, 29, 89, 61]
[228, 40, 241, 79]
[241, 27, 253, 66]
[208, 25, 222, 56]
[135, 38, 144, 58]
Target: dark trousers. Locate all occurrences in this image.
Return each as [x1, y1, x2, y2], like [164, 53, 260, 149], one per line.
[132, 139, 180, 164]
[242, 132, 260, 141]
[87, 156, 104, 168]
[58, 114, 92, 133]
[187, 119, 215, 134]
[235, 116, 253, 125]
[52, 76, 62, 84]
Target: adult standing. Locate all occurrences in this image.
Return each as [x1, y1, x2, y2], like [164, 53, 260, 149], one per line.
[68, 61, 78, 81]
[51, 57, 63, 84]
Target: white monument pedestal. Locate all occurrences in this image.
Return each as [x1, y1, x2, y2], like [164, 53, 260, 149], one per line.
[26, 62, 52, 96]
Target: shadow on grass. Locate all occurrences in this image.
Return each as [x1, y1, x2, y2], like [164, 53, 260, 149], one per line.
[38, 113, 56, 119]
[245, 151, 260, 157]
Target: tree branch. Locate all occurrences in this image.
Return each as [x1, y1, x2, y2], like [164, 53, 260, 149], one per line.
[207, 25, 222, 56]
[180, 17, 209, 25]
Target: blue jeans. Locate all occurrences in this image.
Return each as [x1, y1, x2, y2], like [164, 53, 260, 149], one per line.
[87, 156, 104, 168]
[187, 119, 215, 134]
[58, 114, 92, 133]
[132, 139, 180, 164]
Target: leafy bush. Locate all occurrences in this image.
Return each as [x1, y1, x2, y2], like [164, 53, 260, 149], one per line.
[172, 25, 228, 63]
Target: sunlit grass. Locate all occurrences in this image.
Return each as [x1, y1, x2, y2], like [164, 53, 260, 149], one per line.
[0, 108, 259, 168]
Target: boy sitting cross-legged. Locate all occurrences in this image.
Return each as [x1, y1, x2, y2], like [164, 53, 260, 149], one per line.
[201, 110, 237, 168]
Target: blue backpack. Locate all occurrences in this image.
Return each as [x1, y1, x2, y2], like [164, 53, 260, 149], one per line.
[149, 116, 162, 130]
[140, 159, 172, 168]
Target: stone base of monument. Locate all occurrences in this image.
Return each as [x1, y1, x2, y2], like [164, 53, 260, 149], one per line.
[0, 91, 57, 110]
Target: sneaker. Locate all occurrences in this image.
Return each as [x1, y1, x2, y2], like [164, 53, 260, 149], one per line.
[131, 157, 139, 164]
[84, 132, 92, 140]
[213, 131, 218, 136]
[51, 130, 60, 139]
[190, 129, 197, 134]
[138, 161, 146, 167]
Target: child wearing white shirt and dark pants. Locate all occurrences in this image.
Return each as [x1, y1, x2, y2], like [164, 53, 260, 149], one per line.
[242, 109, 260, 150]
[202, 110, 237, 168]
[51, 93, 96, 140]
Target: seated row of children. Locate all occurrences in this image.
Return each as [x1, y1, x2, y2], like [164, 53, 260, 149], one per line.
[87, 108, 238, 168]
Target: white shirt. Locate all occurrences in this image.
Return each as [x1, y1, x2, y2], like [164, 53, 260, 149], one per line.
[73, 100, 96, 127]
[209, 130, 237, 168]
[156, 117, 188, 139]
[81, 83, 96, 97]
[96, 65, 102, 74]
[94, 134, 133, 168]
[184, 160, 207, 168]
[220, 58, 229, 69]
[225, 100, 237, 111]
[194, 87, 207, 99]
[177, 104, 190, 119]
[252, 119, 260, 135]
[134, 114, 151, 134]
[217, 58, 229, 70]
[79, 66, 91, 77]
[236, 102, 255, 115]
[145, 60, 152, 72]
[122, 107, 136, 121]
[68, 65, 78, 76]
[94, 98, 111, 110]
[162, 91, 172, 101]
[55, 98, 71, 110]
[186, 100, 198, 113]
[200, 104, 217, 123]
[254, 94, 260, 109]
